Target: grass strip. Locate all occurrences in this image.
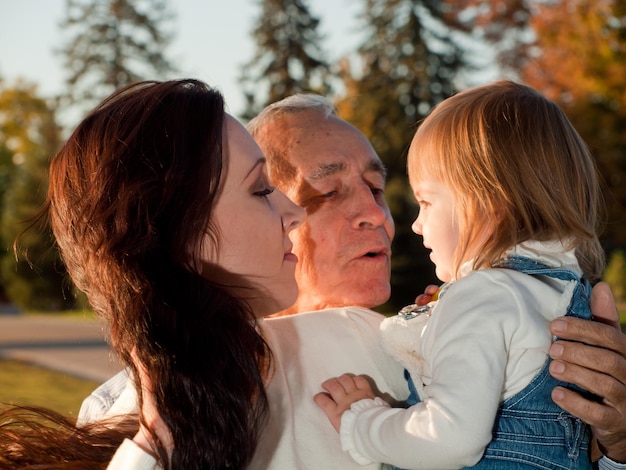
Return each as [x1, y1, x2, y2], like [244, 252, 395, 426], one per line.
[0, 359, 99, 417]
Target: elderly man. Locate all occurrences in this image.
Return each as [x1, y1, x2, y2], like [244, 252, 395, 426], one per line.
[247, 94, 626, 467]
[83, 95, 626, 468]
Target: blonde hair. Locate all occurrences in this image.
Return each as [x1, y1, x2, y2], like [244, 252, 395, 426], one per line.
[408, 80, 604, 280]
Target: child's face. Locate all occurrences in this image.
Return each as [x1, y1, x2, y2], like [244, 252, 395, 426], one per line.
[409, 176, 459, 282]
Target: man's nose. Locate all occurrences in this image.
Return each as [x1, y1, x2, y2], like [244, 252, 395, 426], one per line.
[352, 186, 388, 229]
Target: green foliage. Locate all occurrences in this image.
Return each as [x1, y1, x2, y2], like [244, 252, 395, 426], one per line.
[604, 250, 626, 303]
[0, 0, 181, 311]
[0, 80, 73, 310]
[338, 0, 464, 173]
[240, 0, 332, 120]
[58, 0, 177, 114]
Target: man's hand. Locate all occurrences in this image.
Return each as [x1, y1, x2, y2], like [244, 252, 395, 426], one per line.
[549, 282, 626, 462]
[314, 374, 376, 432]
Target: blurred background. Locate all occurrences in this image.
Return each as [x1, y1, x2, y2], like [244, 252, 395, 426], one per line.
[0, 0, 624, 316]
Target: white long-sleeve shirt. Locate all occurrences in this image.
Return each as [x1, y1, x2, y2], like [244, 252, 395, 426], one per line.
[339, 241, 589, 468]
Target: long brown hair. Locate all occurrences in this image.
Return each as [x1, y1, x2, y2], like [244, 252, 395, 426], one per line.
[2, 79, 271, 469]
[408, 80, 605, 280]
[0, 406, 137, 469]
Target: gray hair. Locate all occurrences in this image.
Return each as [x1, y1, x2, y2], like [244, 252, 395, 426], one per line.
[246, 94, 336, 136]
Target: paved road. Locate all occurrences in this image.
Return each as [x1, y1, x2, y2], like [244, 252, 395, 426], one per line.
[0, 313, 121, 383]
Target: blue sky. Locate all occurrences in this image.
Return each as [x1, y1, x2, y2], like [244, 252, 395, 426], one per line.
[0, 0, 363, 119]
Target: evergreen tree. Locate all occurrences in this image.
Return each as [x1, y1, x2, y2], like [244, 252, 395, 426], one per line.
[58, 0, 176, 114]
[442, 0, 535, 73]
[338, 0, 465, 174]
[0, 80, 71, 310]
[240, 0, 332, 119]
[336, 0, 467, 310]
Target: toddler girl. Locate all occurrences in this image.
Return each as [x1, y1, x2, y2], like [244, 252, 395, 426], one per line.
[315, 80, 603, 469]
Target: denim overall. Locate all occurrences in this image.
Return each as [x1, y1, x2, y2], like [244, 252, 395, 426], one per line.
[403, 256, 593, 470]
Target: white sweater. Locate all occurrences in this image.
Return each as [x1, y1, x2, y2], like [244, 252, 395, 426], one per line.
[106, 306, 407, 470]
[339, 241, 585, 469]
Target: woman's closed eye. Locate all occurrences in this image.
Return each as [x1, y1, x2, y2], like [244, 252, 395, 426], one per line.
[254, 186, 275, 198]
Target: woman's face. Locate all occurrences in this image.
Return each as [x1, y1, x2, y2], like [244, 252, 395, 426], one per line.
[204, 115, 305, 317]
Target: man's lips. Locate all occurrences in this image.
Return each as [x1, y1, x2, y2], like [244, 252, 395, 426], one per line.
[357, 246, 391, 259]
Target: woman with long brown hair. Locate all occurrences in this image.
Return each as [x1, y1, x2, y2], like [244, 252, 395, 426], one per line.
[0, 78, 304, 469]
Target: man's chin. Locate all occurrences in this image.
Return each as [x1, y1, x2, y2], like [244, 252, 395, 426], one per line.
[343, 287, 391, 310]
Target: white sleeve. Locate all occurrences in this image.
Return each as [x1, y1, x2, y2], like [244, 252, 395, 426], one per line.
[599, 457, 626, 470]
[77, 369, 131, 426]
[340, 276, 518, 469]
[107, 439, 160, 470]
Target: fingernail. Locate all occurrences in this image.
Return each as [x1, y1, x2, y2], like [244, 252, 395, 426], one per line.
[551, 319, 567, 333]
[550, 343, 564, 358]
[551, 361, 565, 374]
[552, 388, 565, 401]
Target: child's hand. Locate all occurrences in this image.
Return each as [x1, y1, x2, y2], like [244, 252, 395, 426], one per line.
[415, 284, 440, 306]
[314, 374, 376, 432]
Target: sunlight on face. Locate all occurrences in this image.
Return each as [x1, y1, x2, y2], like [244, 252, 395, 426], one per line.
[274, 113, 395, 313]
[409, 176, 460, 283]
[202, 115, 304, 317]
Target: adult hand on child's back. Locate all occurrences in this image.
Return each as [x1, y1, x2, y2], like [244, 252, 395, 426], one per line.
[549, 282, 626, 462]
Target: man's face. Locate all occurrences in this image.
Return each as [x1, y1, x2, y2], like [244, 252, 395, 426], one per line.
[258, 111, 395, 314]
